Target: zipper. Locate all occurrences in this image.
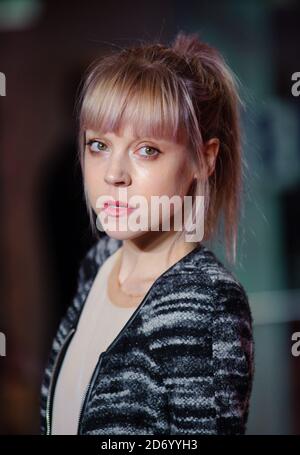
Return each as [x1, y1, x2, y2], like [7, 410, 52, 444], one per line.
[45, 327, 76, 435]
[45, 286, 153, 435]
[98, 281, 155, 355]
[75, 289, 153, 434]
[77, 351, 105, 435]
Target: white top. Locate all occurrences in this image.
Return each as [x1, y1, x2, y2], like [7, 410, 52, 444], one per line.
[51, 247, 138, 435]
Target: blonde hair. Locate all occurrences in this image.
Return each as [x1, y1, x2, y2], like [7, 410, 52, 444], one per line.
[75, 31, 245, 264]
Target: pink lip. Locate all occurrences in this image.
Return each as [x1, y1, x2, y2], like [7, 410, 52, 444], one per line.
[102, 200, 136, 217]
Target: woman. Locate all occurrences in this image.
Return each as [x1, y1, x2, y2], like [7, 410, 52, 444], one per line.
[40, 31, 254, 435]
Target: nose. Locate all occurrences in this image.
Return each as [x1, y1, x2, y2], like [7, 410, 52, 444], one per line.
[104, 157, 131, 187]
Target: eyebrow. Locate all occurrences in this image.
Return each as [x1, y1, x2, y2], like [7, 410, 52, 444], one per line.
[85, 129, 142, 140]
[84, 129, 173, 145]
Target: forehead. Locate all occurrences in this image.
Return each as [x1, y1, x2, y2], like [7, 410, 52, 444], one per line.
[80, 62, 194, 148]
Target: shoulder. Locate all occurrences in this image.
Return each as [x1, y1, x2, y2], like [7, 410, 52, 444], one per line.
[146, 244, 254, 374]
[59, 234, 122, 327]
[200, 248, 253, 345]
[153, 243, 253, 331]
[77, 234, 122, 286]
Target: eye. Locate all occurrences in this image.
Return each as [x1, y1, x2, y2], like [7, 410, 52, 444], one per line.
[85, 139, 107, 154]
[138, 145, 161, 159]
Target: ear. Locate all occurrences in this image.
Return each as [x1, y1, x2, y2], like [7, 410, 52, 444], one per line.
[201, 137, 220, 178]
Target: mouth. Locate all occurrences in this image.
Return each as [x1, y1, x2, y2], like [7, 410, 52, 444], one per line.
[102, 200, 136, 217]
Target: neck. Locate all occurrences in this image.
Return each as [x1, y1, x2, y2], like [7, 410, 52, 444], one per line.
[118, 231, 200, 286]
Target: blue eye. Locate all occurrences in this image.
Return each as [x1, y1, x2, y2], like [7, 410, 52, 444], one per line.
[139, 146, 160, 158]
[85, 140, 107, 153]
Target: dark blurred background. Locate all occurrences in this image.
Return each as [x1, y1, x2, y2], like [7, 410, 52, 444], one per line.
[0, 0, 300, 434]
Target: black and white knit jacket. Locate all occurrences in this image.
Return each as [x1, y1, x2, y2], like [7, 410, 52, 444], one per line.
[40, 234, 254, 435]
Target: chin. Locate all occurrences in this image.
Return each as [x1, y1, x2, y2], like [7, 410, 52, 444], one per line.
[100, 229, 151, 242]
[95, 217, 148, 241]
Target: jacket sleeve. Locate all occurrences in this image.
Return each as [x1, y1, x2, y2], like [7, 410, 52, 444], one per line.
[153, 279, 254, 435]
[212, 281, 254, 434]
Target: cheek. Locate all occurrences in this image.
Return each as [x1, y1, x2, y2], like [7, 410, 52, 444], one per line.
[84, 157, 103, 180]
[83, 167, 105, 204]
[145, 161, 190, 197]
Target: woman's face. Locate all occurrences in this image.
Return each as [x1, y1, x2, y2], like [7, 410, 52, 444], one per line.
[84, 122, 196, 241]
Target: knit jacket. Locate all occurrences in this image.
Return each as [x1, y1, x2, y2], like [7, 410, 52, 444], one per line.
[40, 234, 254, 435]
